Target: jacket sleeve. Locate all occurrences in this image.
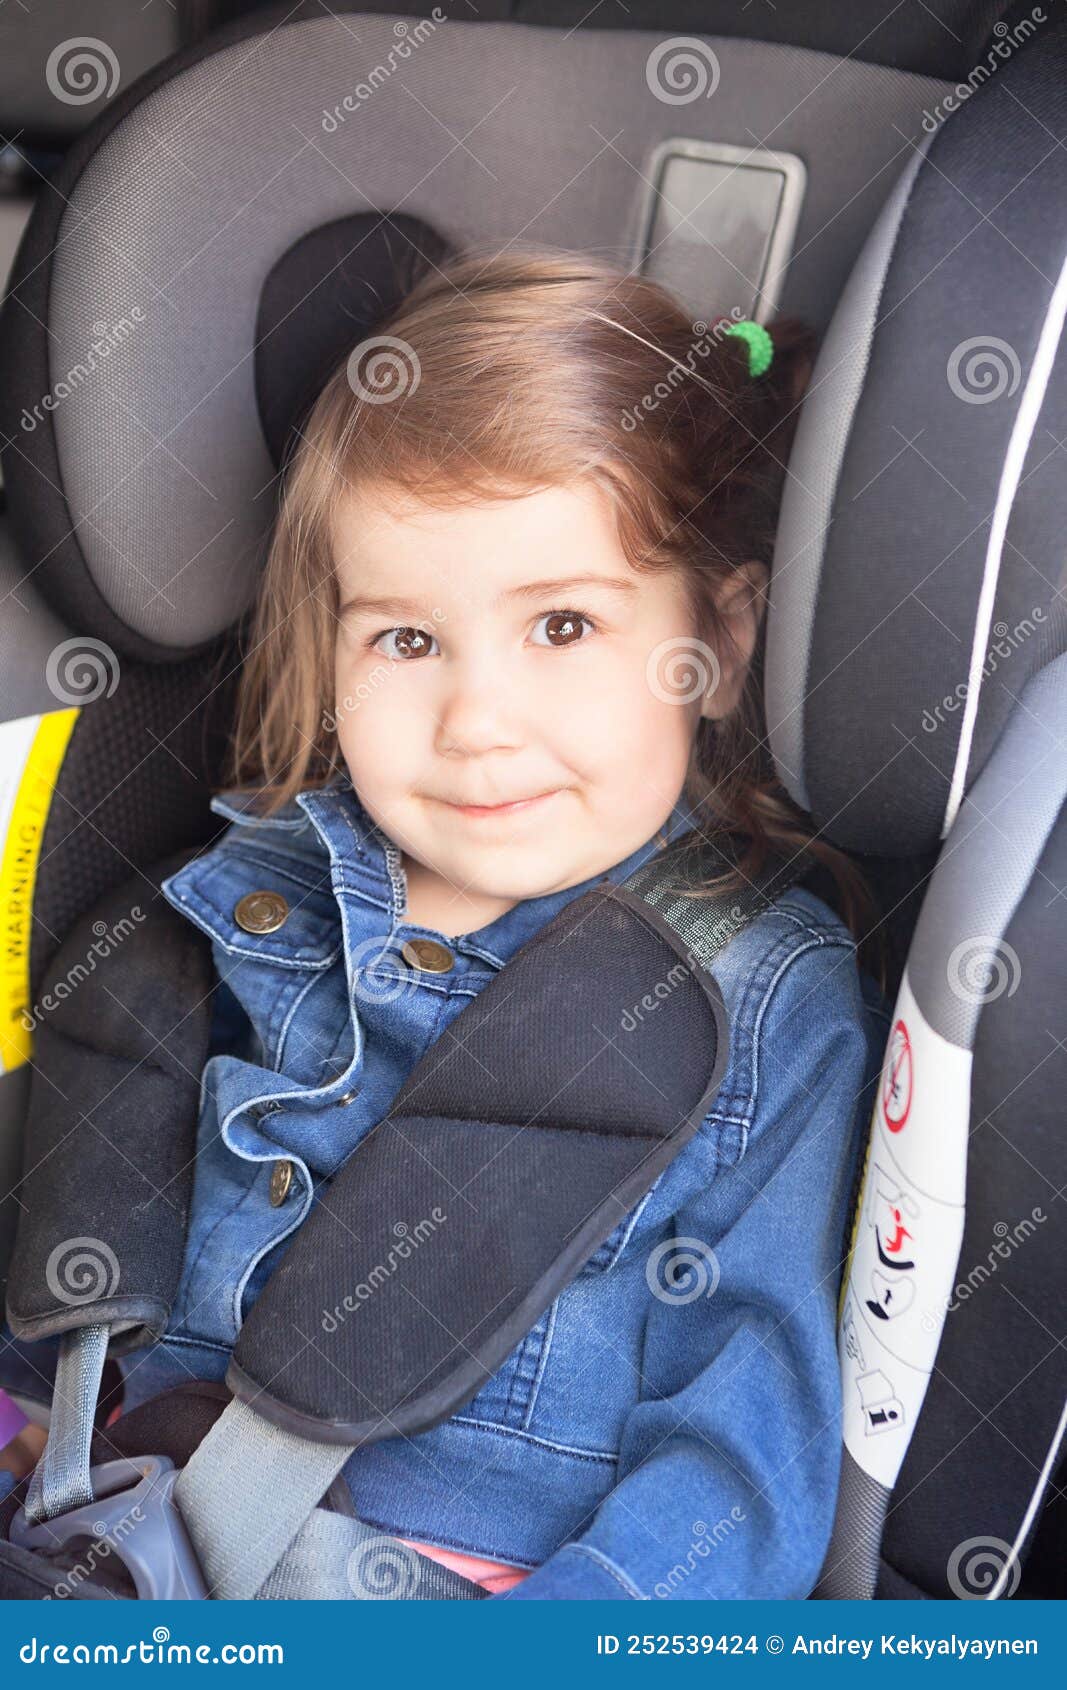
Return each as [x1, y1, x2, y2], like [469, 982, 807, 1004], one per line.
[494, 934, 886, 1600]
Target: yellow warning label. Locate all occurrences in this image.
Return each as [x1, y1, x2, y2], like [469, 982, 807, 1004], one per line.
[0, 709, 78, 1070]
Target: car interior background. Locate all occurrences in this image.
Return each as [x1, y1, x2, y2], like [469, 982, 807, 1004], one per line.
[0, 0, 1064, 1600]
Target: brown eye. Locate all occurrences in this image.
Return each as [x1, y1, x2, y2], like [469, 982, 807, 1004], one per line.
[375, 625, 438, 660]
[533, 610, 595, 648]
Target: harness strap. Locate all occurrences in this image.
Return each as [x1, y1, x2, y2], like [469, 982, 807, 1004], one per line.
[21, 831, 810, 1597]
[23, 1324, 108, 1527]
[172, 1397, 485, 1600]
[260, 1502, 487, 1600]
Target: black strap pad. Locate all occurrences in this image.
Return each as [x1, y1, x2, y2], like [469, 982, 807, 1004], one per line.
[5, 851, 214, 1349]
[229, 880, 729, 1444]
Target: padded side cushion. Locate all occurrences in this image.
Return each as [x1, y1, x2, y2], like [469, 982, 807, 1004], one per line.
[229, 882, 728, 1444]
[5, 851, 216, 1348]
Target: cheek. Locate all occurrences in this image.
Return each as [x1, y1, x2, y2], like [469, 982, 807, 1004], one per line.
[553, 653, 699, 765]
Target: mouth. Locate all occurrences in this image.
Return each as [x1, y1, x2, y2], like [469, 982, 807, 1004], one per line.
[436, 789, 562, 818]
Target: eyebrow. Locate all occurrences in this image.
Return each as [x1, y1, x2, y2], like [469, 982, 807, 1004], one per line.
[337, 574, 641, 622]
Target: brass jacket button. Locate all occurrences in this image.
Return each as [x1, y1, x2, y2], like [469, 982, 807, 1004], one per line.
[235, 890, 290, 934]
[400, 937, 454, 973]
[269, 1159, 294, 1206]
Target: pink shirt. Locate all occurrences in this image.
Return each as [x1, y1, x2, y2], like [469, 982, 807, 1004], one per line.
[400, 1537, 531, 1593]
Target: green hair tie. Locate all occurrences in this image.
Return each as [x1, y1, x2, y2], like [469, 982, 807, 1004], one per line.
[724, 319, 774, 379]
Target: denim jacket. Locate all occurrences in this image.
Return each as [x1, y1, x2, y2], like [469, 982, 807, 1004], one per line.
[105, 775, 888, 1600]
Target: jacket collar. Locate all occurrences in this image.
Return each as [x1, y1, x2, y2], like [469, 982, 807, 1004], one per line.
[212, 773, 703, 970]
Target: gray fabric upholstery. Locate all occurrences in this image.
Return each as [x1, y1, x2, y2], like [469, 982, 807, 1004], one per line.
[36, 14, 948, 648]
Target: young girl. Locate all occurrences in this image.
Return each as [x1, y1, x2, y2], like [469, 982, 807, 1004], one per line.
[9, 248, 889, 1599]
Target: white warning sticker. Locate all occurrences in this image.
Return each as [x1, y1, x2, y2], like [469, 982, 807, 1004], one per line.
[838, 968, 970, 1489]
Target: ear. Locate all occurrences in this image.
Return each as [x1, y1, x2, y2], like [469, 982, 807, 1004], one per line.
[698, 561, 769, 720]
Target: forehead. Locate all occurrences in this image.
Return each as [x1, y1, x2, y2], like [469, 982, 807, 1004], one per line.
[332, 481, 627, 592]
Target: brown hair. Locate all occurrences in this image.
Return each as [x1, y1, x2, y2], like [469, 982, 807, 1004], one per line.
[224, 244, 884, 983]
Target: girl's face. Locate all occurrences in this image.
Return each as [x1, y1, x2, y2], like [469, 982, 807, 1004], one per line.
[331, 481, 762, 933]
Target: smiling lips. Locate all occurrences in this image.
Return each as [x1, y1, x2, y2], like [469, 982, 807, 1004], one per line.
[438, 789, 561, 817]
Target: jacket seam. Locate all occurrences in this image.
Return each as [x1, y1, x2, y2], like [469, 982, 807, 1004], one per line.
[211, 848, 335, 899]
[275, 966, 332, 1072]
[521, 1296, 558, 1429]
[707, 915, 854, 1130]
[561, 1544, 643, 1597]
[443, 1415, 617, 1461]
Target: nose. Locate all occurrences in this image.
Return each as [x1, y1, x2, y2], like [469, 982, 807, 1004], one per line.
[432, 649, 527, 757]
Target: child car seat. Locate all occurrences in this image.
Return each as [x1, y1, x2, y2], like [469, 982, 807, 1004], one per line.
[0, 0, 1062, 1599]
[764, 8, 1067, 1599]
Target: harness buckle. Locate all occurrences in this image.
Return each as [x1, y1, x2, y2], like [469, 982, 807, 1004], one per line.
[10, 1455, 207, 1599]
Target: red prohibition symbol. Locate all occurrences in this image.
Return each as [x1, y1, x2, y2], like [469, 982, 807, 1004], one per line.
[882, 1018, 913, 1132]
